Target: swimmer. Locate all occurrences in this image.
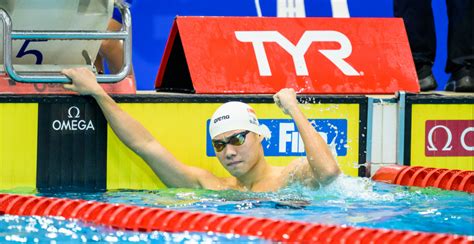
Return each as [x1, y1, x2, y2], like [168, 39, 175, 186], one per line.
[62, 68, 340, 192]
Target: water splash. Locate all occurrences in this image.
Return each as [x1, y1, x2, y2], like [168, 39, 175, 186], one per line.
[259, 124, 272, 140]
[316, 175, 399, 202]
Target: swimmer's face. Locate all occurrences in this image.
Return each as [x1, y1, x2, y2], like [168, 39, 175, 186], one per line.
[212, 130, 263, 177]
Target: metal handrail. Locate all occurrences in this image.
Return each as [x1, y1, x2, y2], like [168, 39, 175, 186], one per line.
[0, 2, 132, 83]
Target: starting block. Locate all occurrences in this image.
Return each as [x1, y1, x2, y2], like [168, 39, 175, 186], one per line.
[0, 0, 135, 94]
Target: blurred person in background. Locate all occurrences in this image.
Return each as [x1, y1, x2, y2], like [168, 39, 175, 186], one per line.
[394, 0, 473, 92]
[95, 0, 135, 83]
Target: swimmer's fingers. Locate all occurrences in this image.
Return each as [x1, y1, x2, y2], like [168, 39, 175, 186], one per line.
[273, 94, 282, 108]
[61, 69, 77, 91]
[61, 68, 77, 80]
[273, 94, 280, 104]
[63, 83, 76, 91]
[274, 95, 290, 115]
[61, 67, 92, 81]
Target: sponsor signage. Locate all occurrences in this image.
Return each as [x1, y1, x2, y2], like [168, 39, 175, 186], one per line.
[425, 120, 474, 157]
[206, 119, 347, 157]
[156, 17, 418, 94]
[37, 101, 107, 191]
[411, 103, 474, 171]
[51, 106, 96, 132]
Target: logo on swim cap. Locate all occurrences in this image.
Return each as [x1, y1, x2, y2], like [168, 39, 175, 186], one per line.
[209, 102, 262, 139]
[213, 115, 230, 123]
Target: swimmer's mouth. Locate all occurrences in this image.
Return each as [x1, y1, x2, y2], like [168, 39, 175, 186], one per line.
[227, 161, 242, 167]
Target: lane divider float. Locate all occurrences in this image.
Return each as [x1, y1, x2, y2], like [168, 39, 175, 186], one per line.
[373, 165, 473, 193]
[0, 194, 471, 243]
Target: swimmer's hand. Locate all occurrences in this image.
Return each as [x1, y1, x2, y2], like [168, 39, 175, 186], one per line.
[273, 88, 299, 115]
[62, 68, 105, 96]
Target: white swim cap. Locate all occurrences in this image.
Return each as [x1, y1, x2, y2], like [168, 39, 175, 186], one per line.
[209, 102, 262, 139]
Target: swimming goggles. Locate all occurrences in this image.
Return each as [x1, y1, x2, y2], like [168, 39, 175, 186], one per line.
[212, 130, 251, 152]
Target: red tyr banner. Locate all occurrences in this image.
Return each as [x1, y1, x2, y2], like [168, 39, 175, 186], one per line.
[156, 17, 419, 94]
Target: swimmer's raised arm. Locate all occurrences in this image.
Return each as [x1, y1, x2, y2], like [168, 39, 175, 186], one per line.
[61, 68, 215, 188]
[273, 88, 340, 185]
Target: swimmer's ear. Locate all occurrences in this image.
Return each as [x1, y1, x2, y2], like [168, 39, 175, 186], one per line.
[258, 134, 264, 142]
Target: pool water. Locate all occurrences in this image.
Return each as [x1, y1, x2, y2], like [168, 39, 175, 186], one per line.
[1, 176, 473, 242]
[0, 215, 266, 243]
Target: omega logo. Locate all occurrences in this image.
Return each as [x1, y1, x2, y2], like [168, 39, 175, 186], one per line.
[52, 106, 95, 131]
[67, 106, 80, 119]
[426, 122, 473, 154]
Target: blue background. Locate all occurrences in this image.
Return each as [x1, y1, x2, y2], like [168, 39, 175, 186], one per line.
[206, 119, 348, 157]
[129, 0, 449, 91]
